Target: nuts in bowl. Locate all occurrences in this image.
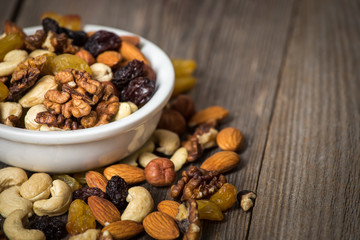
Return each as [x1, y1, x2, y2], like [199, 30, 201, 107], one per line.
[0, 19, 174, 172]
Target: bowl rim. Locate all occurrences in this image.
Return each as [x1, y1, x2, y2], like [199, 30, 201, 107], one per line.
[0, 24, 174, 145]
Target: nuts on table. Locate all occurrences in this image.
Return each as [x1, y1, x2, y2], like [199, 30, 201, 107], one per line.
[237, 190, 257, 212]
[104, 164, 145, 185]
[216, 127, 244, 151]
[88, 195, 121, 226]
[85, 171, 108, 192]
[144, 158, 176, 186]
[20, 172, 52, 201]
[157, 200, 181, 220]
[3, 209, 46, 240]
[176, 199, 201, 240]
[200, 151, 240, 173]
[0, 186, 33, 218]
[188, 105, 228, 127]
[121, 186, 154, 223]
[0, 49, 28, 77]
[0, 167, 28, 193]
[169, 94, 196, 121]
[143, 211, 180, 240]
[101, 220, 144, 240]
[152, 129, 180, 155]
[121, 139, 155, 167]
[157, 108, 186, 136]
[170, 147, 188, 171]
[138, 152, 160, 168]
[33, 179, 72, 216]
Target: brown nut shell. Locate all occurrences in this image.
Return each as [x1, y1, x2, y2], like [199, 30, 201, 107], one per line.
[88, 196, 121, 226]
[102, 220, 143, 240]
[188, 106, 228, 127]
[144, 158, 176, 186]
[157, 200, 181, 220]
[216, 127, 244, 151]
[143, 211, 180, 240]
[200, 151, 240, 173]
[104, 164, 145, 185]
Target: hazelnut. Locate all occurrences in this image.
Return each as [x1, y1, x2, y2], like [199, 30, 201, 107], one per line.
[157, 109, 186, 136]
[75, 49, 95, 65]
[144, 158, 176, 186]
[237, 190, 256, 212]
[170, 95, 196, 121]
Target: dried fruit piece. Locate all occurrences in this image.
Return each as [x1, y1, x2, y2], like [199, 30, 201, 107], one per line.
[172, 59, 197, 77]
[86, 171, 108, 192]
[84, 30, 122, 57]
[73, 186, 107, 202]
[66, 199, 96, 235]
[216, 127, 244, 151]
[210, 183, 237, 211]
[101, 220, 143, 240]
[0, 33, 24, 61]
[106, 175, 129, 209]
[88, 196, 121, 226]
[49, 54, 92, 75]
[172, 76, 196, 97]
[157, 200, 180, 220]
[30, 215, 67, 240]
[53, 174, 82, 192]
[143, 211, 180, 240]
[0, 82, 9, 102]
[200, 151, 240, 173]
[120, 77, 155, 107]
[104, 164, 145, 185]
[196, 200, 224, 221]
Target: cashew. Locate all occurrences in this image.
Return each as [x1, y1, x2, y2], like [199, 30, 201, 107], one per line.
[42, 31, 55, 52]
[152, 129, 180, 155]
[19, 75, 58, 108]
[3, 209, 45, 240]
[121, 186, 154, 222]
[138, 152, 160, 168]
[0, 167, 28, 193]
[121, 139, 155, 166]
[128, 102, 138, 113]
[39, 125, 63, 131]
[90, 63, 113, 82]
[29, 49, 56, 58]
[24, 104, 47, 130]
[0, 186, 33, 218]
[69, 229, 101, 240]
[170, 147, 188, 171]
[0, 50, 28, 77]
[33, 179, 72, 216]
[0, 102, 22, 126]
[20, 173, 52, 202]
[198, 127, 218, 149]
[113, 101, 138, 121]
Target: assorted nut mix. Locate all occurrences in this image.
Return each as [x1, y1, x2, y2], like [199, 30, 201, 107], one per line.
[0, 13, 256, 240]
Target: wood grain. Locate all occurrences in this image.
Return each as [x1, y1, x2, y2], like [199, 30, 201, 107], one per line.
[248, 0, 360, 239]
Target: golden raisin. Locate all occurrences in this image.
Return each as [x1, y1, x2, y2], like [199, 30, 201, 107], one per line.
[210, 183, 237, 211]
[53, 174, 82, 192]
[172, 59, 197, 77]
[196, 200, 224, 221]
[0, 82, 9, 102]
[0, 33, 24, 61]
[50, 54, 92, 75]
[66, 199, 96, 235]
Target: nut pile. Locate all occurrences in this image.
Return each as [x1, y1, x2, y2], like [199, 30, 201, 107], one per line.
[0, 13, 156, 130]
[0, 12, 257, 240]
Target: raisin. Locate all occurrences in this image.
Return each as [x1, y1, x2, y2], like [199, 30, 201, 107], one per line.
[30, 215, 67, 240]
[120, 77, 155, 107]
[106, 175, 129, 209]
[209, 183, 237, 211]
[42, 17, 60, 33]
[0, 33, 24, 61]
[0, 82, 9, 102]
[196, 200, 224, 221]
[53, 174, 82, 192]
[84, 30, 121, 57]
[66, 199, 96, 235]
[50, 54, 92, 75]
[112, 59, 145, 90]
[73, 186, 107, 202]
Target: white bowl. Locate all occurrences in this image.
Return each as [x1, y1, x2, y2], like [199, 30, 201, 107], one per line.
[0, 25, 174, 173]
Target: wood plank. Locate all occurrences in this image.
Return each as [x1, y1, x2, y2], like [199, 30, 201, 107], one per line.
[248, 0, 360, 239]
[0, 0, 18, 33]
[12, 0, 293, 239]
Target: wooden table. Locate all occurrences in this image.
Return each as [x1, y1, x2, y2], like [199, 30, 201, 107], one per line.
[1, 0, 359, 239]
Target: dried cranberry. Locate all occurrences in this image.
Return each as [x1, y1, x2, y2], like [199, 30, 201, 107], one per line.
[73, 186, 107, 202]
[84, 30, 121, 57]
[30, 215, 67, 240]
[120, 77, 155, 107]
[106, 175, 129, 209]
[112, 59, 145, 90]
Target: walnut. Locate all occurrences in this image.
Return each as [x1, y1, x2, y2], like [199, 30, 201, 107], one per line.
[62, 99, 91, 118]
[81, 111, 97, 128]
[95, 95, 120, 126]
[7, 55, 47, 101]
[182, 135, 203, 162]
[237, 190, 256, 212]
[35, 110, 83, 130]
[170, 166, 226, 201]
[42, 31, 79, 54]
[24, 30, 46, 51]
[176, 199, 201, 240]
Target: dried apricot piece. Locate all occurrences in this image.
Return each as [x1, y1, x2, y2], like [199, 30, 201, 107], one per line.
[210, 183, 237, 211]
[66, 199, 96, 235]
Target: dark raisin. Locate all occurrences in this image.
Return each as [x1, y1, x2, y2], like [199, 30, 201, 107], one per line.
[112, 60, 145, 90]
[120, 77, 155, 107]
[30, 215, 67, 240]
[73, 186, 107, 202]
[42, 17, 60, 33]
[84, 30, 121, 57]
[106, 175, 129, 209]
[60, 28, 88, 46]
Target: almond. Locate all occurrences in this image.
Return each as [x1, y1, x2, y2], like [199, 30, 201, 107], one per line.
[102, 220, 143, 240]
[88, 196, 121, 226]
[120, 40, 150, 65]
[143, 211, 180, 240]
[200, 151, 240, 173]
[216, 127, 244, 151]
[120, 35, 140, 46]
[104, 164, 145, 184]
[188, 106, 228, 127]
[157, 200, 180, 220]
[96, 50, 122, 68]
[86, 171, 108, 192]
[75, 49, 95, 65]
